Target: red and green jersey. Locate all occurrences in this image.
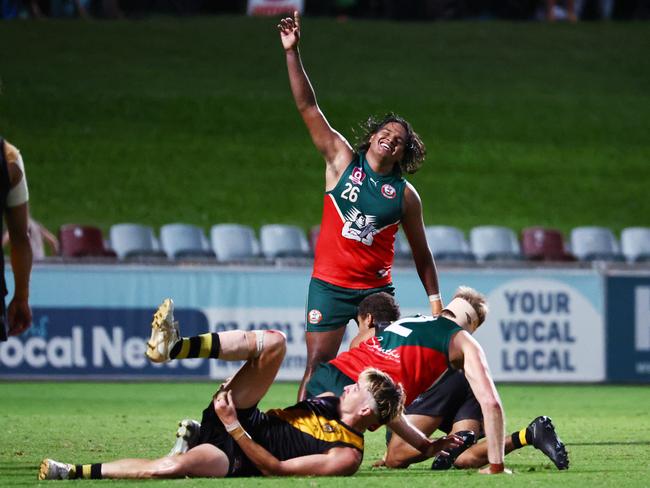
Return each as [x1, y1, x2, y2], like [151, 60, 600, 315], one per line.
[312, 153, 406, 289]
[329, 316, 463, 406]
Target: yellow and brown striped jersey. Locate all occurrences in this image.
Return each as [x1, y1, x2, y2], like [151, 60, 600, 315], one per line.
[256, 396, 364, 460]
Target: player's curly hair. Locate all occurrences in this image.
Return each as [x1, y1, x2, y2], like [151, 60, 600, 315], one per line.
[360, 367, 405, 425]
[355, 113, 426, 175]
[358, 292, 400, 324]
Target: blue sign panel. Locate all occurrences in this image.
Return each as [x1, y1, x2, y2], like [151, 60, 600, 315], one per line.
[606, 275, 650, 382]
[1, 264, 605, 382]
[0, 307, 210, 378]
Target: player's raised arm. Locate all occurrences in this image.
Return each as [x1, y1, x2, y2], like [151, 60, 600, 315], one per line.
[401, 182, 443, 316]
[449, 331, 509, 474]
[278, 12, 353, 184]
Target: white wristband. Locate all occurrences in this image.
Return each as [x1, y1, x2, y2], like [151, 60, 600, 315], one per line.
[224, 421, 241, 433]
[428, 294, 441, 303]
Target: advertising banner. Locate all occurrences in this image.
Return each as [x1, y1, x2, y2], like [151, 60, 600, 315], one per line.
[1, 265, 605, 382]
[606, 273, 650, 382]
[247, 0, 303, 16]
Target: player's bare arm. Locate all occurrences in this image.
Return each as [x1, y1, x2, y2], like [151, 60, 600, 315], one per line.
[215, 390, 360, 476]
[449, 331, 509, 474]
[278, 11, 353, 189]
[4, 151, 32, 336]
[388, 413, 462, 459]
[401, 182, 443, 315]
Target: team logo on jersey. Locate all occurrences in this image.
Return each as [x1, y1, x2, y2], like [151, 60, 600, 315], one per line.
[349, 166, 366, 185]
[342, 207, 377, 246]
[322, 423, 335, 433]
[308, 309, 323, 324]
[381, 184, 396, 199]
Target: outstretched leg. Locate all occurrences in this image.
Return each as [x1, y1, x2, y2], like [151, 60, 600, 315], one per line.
[455, 416, 569, 470]
[146, 298, 287, 408]
[39, 444, 230, 480]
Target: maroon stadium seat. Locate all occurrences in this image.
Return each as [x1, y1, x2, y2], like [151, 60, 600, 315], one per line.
[521, 227, 573, 261]
[59, 224, 117, 258]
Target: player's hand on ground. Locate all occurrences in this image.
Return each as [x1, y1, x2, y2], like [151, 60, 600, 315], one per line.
[278, 11, 300, 51]
[371, 453, 387, 468]
[478, 463, 512, 475]
[424, 434, 463, 459]
[7, 297, 32, 336]
[213, 390, 238, 425]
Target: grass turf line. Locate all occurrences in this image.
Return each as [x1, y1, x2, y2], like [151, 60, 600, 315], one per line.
[1, 382, 649, 486]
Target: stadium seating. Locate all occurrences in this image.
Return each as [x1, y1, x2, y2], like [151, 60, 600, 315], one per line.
[308, 225, 320, 254]
[210, 224, 260, 262]
[59, 224, 117, 258]
[521, 227, 573, 261]
[260, 224, 311, 259]
[621, 227, 650, 262]
[470, 225, 523, 262]
[109, 223, 166, 260]
[393, 230, 412, 260]
[425, 225, 476, 262]
[570, 226, 625, 262]
[159, 223, 216, 260]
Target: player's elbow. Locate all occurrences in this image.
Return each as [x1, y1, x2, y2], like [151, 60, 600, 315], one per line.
[480, 397, 503, 417]
[8, 230, 30, 249]
[146, 457, 186, 478]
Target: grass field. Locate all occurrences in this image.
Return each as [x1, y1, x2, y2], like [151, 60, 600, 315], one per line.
[1, 382, 649, 486]
[1, 17, 649, 236]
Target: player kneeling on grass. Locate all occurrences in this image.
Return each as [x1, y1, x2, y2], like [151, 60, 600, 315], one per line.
[379, 368, 569, 471]
[39, 299, 460, 480]
[305, 287, 513, 474]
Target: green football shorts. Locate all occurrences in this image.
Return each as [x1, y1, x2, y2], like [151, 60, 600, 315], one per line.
[305, 277, 395, 332]
[305, 362, 355, 398]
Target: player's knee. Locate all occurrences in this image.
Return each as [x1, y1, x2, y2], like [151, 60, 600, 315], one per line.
[452, 450, 480, 469]
[306, 346, 337, 365]
[262, 329, 287, 355]
[384, 447, 411, 469]
[247, 329, 286, 359]
[149, 457, 185, 478]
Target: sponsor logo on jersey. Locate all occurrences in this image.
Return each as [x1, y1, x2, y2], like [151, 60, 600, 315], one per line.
[308, 309, 323, 324]
[369, 177, 378, 187]
[381, 184, 396, 199]
[349, 167, 366, 185]
[365, 336, 401, 362]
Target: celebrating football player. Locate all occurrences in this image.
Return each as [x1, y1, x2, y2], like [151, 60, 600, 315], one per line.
[278, 12, 443, 401]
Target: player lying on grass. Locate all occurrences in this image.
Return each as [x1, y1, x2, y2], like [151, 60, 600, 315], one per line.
[39, 300, 461, 480]
[378, 369, 569, 471]
[300, 287, 510, 474]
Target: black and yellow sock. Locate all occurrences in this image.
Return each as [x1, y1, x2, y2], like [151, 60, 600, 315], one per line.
[71, 464, 103, 479]
[170, 333, 220, 359]
[511, 427, 533, 449]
